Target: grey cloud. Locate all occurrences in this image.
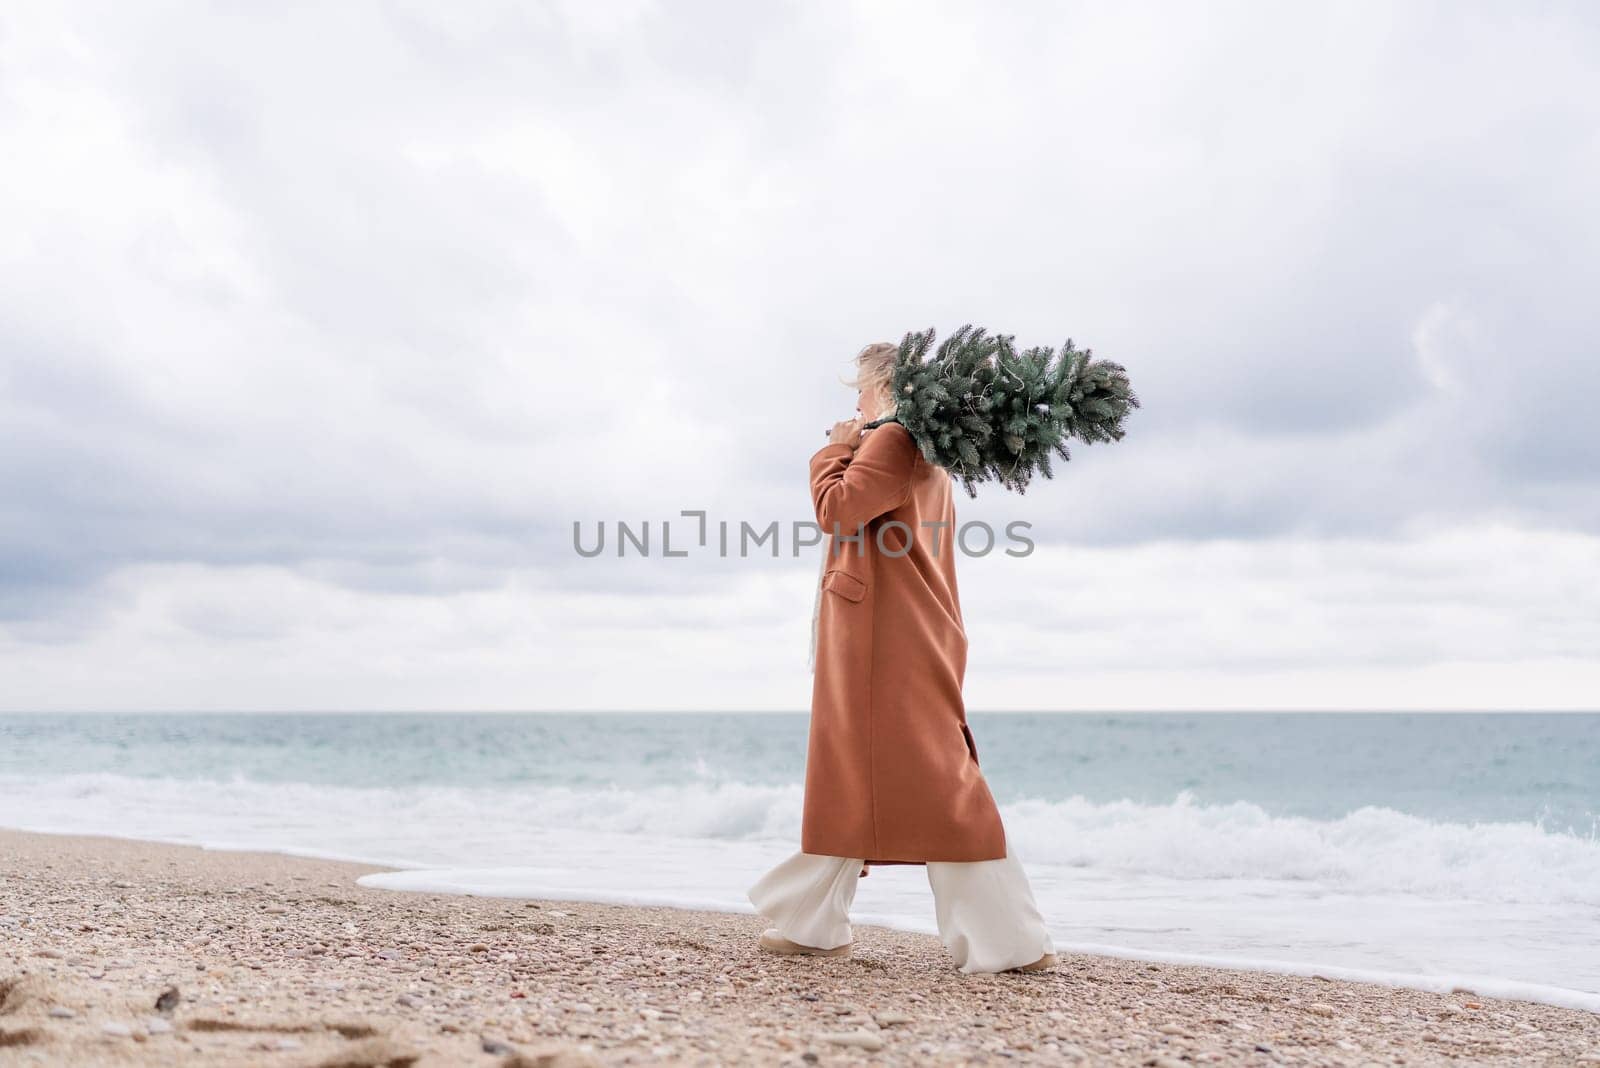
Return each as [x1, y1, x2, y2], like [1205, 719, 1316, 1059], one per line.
[2, 0, 1599, 637]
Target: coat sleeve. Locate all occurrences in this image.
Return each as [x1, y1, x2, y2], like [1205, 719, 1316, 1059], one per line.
[809, 422, 918, 534]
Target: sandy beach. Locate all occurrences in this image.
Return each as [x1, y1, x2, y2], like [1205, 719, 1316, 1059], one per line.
[0, 830, 1595, 1067]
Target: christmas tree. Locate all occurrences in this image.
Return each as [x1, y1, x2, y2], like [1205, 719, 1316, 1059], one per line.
[867, 325, 1138, 496]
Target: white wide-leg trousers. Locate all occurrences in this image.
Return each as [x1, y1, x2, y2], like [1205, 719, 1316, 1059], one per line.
[747, 848, 1055, 974]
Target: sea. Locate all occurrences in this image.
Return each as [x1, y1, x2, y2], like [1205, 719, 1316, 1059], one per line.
[1, 712, 1596, 1011]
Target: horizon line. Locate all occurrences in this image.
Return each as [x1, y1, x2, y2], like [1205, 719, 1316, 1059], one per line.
[2, 708, 1597, 716]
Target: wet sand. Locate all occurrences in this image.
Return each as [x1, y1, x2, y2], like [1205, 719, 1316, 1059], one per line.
[1, 829, 1596, 1066]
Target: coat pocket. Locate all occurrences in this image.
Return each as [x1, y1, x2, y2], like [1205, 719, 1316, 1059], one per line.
[821, 569, 867, 603]
[960, 721, 981, 764]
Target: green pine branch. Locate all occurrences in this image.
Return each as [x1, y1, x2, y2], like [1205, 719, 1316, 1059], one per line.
[878, 325, 1139, 496]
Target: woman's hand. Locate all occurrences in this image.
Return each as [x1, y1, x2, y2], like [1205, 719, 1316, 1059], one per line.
[826, 418, 863, 447]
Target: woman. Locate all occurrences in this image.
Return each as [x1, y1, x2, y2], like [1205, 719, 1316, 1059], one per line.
[747, 342, 1058, 974]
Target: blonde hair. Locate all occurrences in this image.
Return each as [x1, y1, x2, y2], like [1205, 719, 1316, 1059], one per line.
[841, 342, 898, 415]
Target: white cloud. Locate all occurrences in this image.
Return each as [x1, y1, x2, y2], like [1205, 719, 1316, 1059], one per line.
[1, 1, 1597, 709]
[2, 522, 1594, 711]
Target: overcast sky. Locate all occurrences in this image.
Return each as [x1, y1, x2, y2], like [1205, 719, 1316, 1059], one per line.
[2, 1, 1597, 711]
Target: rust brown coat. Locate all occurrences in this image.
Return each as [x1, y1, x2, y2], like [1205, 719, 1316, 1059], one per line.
[801, 420, 1007, 864]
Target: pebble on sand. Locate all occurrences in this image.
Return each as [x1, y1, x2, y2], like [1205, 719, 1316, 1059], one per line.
[155, 985, 181, 1014]
[819, 1029, 886, 1051]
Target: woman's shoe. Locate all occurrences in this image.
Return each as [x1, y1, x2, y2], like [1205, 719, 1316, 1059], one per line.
[758, 928, 852, 957]
[1008, 952, 1058, 973]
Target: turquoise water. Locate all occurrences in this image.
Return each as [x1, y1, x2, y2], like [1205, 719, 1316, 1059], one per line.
[2, 712, 1597, 1004]
[2, 712, 1595, 830]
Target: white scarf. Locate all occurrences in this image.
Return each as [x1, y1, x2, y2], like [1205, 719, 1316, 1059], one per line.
[807, 535, 829, 673]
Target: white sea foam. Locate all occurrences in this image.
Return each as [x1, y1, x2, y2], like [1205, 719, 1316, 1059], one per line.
[1005, 792, 1600, 905]
[5, 773, 1594, 905]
